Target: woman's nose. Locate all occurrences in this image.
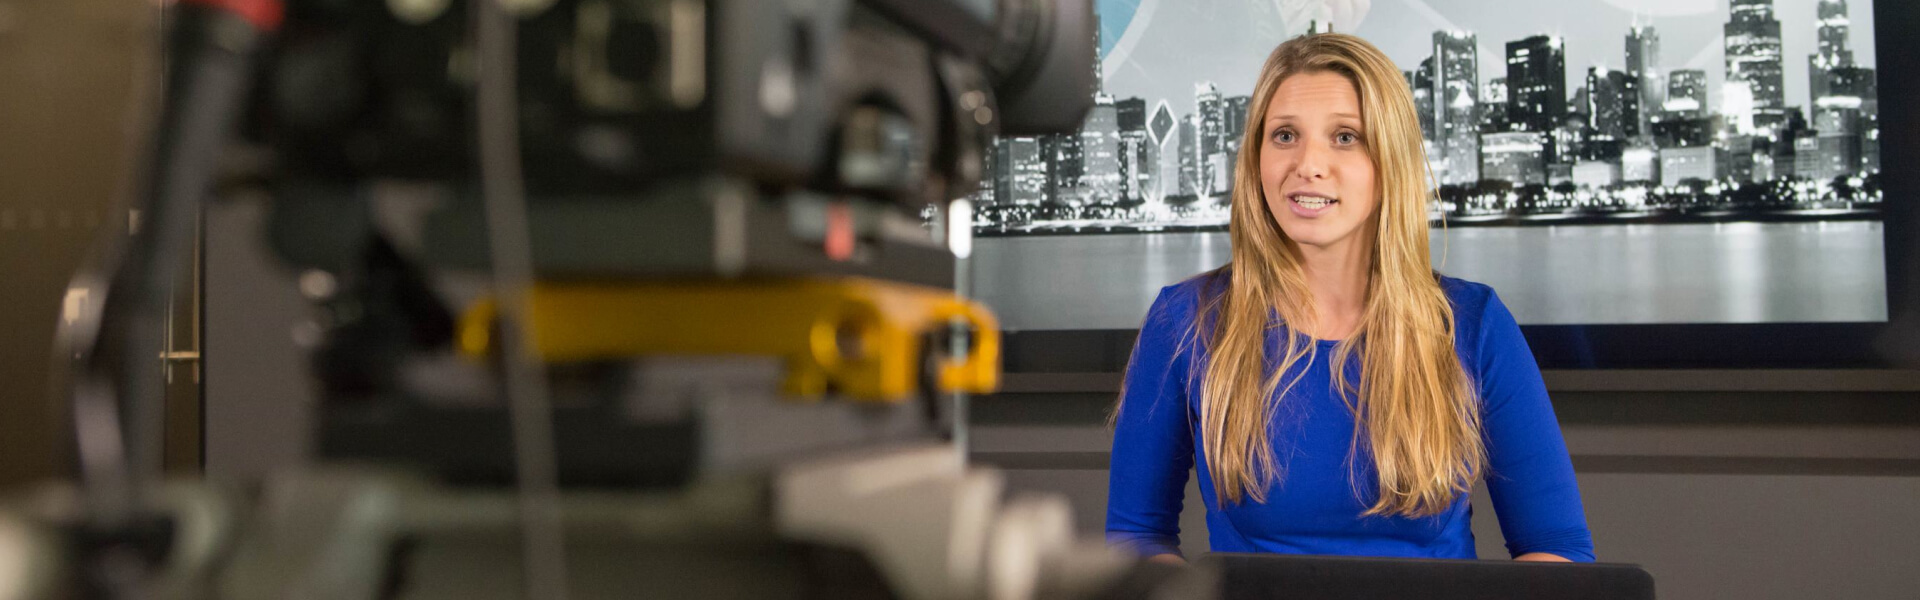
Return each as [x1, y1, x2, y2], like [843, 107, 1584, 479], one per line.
[1294, 142, 1329, 180]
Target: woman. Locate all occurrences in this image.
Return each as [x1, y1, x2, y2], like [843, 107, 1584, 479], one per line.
[1104, 33, 1593, 564]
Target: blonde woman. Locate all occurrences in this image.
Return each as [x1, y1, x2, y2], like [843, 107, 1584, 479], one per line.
[1105, 33, 1592, 564]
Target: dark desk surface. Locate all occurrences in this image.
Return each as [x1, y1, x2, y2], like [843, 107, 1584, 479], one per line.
[1199, 553, 1655, 600]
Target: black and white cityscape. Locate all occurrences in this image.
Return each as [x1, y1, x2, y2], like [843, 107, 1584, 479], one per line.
[966, 0, 1888, 329]
[967, 0, 1881, 236]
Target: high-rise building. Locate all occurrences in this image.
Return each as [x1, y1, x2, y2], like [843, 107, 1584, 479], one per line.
[1809, 0, 1856, 100]
[1224, 95, 1252, 157]
[1415, 57, 1436, 141]
[1816, 0, 1855, 64]
[1772, 107, 1811, 178]
[1148, 101, 1176, 148]
[1043, 131, 1084, 203]
[1081, 93, 1122, 202]
[1805, 0, 1878, 175]
[1208, 153, 1232, 196]
[1506, 35, 1567, 134]
[1863, 105, 1880, 171]
[1195, 82, 1226, 196]
[1725, 134, 1758, 182]
[1794, 135, 1824, 180]
[973, 138, 998, 206]
[1006, 137, 1048, 205]
[1113, 97, 1152, 202]
[987, 137, 1012, 206]
[1816, 66, 1873, 123]
[1652, 117, 1713, 148]
[1814, 92, 1872, 180]
[1506, 35, 1566, 165]
[1664, 69, 1708, 119]
[1816, 133, 1859, 181]
[1626, 25, 1663, 138]
[1585, 67, 1639, 141]
[1482, 78, 1509, 107]
[1726, 0, 1786, 132]
[1118, 129, 1155, 202]
[1480, 78, 1512, 132]
[1432, 30, 1480, 185]
[1177, 115, 1198, 197]
[1722, 79, 1757, 134]
[1115, 96, 1148, 133]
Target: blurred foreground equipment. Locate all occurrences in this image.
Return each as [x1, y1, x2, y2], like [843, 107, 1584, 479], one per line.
[6, 0, 1216, 598]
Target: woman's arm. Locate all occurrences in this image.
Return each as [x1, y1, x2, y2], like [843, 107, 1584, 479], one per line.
[1105, 286, 1198, 558]
[1470, 288, 1597, 563]
[1147, 553, 1190, 566]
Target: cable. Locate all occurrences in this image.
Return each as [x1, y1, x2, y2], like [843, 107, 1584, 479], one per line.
[473, 1, 571, 598]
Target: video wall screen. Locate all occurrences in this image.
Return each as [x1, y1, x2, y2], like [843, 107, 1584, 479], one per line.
[967, 0, 1885, 332]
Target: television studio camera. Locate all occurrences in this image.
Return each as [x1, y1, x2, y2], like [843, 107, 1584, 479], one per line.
[1, 0, 1211, 598]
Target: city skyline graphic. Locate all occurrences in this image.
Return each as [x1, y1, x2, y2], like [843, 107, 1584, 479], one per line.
[971, 0, 1882, 235]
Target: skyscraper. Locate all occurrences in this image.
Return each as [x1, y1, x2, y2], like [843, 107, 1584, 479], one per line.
[1043, 131, 1084, 203]
[1809, 0, 1856, 100]
[1195, 82, 1226, 196]
[1224, 95, 1252, 157]
[1664, 69, 1708, 119]
[1773, 107, 1811, 178]
[1725, 0, 1786, 132]
[1805, 0, 1876, 175]
[1652, 116, 1713, 148]
[1118, 129, 1155, 202]
[1177, 115, 1198, 197]
[1006, 137, 1048, 205]
[1586, 67, 1639, 142]
[1432, 30, 1480, 185]
[1626, 25, 1663, 138]
[1480, 77, 1511, 132]
[1415, 58, 1436, 141]
[1081, 93, 1122, 202]
[1115, 97, 1148, 133]
[1115, 96, 1153, 202]
[1506, 35, 1567, 162]
[987, 137, 1012, 206]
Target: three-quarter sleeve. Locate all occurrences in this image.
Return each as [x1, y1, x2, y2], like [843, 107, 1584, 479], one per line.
[1105, 286, 1198, 557]
[1472, 289, 1597, 562]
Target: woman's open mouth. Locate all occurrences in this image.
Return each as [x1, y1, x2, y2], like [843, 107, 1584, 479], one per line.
[1289, 192, 1339, 211]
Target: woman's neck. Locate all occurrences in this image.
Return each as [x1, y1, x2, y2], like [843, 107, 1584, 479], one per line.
[1295, 240, 1371, 341]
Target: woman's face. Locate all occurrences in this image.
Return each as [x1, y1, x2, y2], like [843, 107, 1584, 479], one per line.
[1259, 71, 1378, 257]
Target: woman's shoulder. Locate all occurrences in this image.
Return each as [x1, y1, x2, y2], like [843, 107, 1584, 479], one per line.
[1435, 273, 1507, 334]
[1151, 268, 1228, 318]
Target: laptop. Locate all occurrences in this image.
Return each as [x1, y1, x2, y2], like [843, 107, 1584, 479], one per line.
[1199, 553, 1655, 600]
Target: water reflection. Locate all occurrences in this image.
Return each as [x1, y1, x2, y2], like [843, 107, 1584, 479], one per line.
[971, 222, 1886, 330]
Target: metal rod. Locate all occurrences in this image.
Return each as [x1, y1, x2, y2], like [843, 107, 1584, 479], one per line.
[473, 1, 571, 598]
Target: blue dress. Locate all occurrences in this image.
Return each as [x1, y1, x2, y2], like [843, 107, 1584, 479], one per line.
[1104, 272, 1595, 562]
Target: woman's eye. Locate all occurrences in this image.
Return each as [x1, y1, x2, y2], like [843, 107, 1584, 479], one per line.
[1274, 130, 1295, 143]
[1336, 132, 1358, 145]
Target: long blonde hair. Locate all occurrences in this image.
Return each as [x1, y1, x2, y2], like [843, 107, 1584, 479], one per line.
[1197, 33, 1482, 517]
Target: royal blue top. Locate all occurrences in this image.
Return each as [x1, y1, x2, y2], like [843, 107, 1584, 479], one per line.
[1105, 273, 1594, 562]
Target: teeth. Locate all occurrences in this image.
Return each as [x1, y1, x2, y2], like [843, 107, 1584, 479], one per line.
[1293, 196, 1333, 209]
